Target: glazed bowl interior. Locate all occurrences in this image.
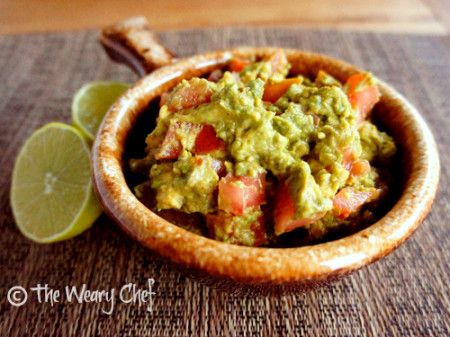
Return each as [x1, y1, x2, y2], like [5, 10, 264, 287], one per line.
[93, 48, 439, 286]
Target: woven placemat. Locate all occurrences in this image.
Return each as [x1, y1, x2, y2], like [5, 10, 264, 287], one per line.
[0, 27, 449, 337]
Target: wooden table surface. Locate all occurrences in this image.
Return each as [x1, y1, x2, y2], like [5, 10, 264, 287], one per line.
[1, 0, 449, 35]
[0, 26, 449, 337]
[1, 2, 449, 336]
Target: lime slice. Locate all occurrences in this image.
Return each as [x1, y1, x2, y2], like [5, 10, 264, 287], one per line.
[72, 81, 129, 140]
[10, 123, 102, 243]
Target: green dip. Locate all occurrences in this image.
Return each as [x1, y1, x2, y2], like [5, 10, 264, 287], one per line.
[131, 51, 397, 247]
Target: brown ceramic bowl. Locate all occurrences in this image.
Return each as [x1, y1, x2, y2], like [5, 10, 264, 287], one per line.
[92, 18, 440, 291]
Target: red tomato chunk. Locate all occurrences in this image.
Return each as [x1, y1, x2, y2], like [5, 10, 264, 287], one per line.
[166, 79, 212, 112]
[345, 73, 380, 121]
[229, 58, 251, 72]
[155, 122, 201, 160]
[218, 175, 266, 216]
[155, 123, 225, 160]
[274, 182, 324, 235]
[333, 187, 379, 219]
[193, 125, 226, 154]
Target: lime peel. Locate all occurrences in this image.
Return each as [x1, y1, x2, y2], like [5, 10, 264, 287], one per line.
[72, 81, 130, 140]
[10, 122, 102, 243]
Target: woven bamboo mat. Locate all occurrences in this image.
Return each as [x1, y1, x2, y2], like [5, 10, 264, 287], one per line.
[0, 27, 449, 337]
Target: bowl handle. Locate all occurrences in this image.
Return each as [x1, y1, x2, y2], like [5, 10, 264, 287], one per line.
[100, 17, 175, 77]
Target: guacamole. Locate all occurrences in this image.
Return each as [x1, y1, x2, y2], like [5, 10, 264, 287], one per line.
[130, 51, 397, 247]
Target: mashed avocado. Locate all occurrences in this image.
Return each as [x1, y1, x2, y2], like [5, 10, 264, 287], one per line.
[131, 51, 397, 247]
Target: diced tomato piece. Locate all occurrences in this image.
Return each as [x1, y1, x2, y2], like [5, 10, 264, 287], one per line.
[342, 147, 357, 170]
[154, 122, 202, 160]
[229, 58, 251, 72]
[154, 124, 183, 160]
[345, 73, 380, 120]
[218, 174, 266, 216]
[193, 125, 226, 154]
[350, 159, 371, 177]
[274, 182, 324, 235]
[155, 123, 226, 160]
[333, 187, 379, 219]
[315, 70, 341, 87]
[267, 50, 288, 74]
[206, 211, 267, 246]
[342, 147, 371, 177]
[166, 79, 212, 112]
[263, 78, 302, 103]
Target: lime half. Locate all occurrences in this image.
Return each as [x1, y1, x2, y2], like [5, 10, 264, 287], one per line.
[10, 123, 102, 243]
[72, 81, 129, 140]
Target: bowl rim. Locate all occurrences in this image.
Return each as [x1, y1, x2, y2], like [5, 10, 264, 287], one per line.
[92, 47, 440, 284]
